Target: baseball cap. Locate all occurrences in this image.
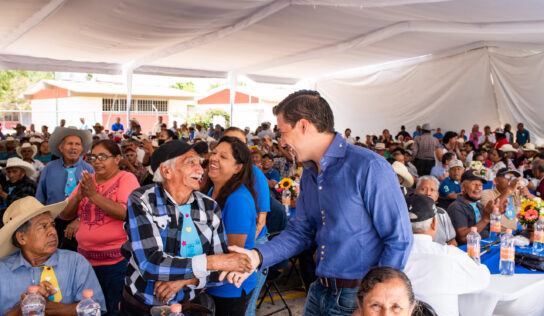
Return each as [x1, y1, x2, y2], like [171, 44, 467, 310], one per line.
[461, 169, 488, 184]
[448, 159, 463, 170]
[406, 194, 437, 223]
[496, 168, 521, 178]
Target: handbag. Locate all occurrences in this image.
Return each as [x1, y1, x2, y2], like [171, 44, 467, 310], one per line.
[515, 252, 544, 272]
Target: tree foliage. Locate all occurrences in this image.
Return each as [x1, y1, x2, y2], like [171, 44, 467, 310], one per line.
[0, 70, 54, 109]
[171, 81, 196, 92]
[187, 109, 230, 128]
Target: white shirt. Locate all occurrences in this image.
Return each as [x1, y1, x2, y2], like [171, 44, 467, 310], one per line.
[404, 234, 490, 316]
[136, 147, 145, 163]
[29, 159, 44, 182]
[344, 135, 355, 144]
[80, 123, 89, 130]
[152, 122, 162, 134]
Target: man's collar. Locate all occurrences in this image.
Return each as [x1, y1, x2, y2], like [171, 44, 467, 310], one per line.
[163, 186, 195, 206]
[322, 133, 347, 159]
[413, 234, 433, 242]
[10, 250, 58, 271]
[62, 156, 83, 168]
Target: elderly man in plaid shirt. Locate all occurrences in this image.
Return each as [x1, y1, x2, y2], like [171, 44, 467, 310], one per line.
[120, 140, 252, 315]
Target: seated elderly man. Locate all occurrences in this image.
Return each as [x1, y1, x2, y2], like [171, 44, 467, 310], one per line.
[438, 159, 464, 199]
[0, 136, 20, 160]
[0, 197, 105, 315]
[0, 158, 37, 213]
[413, 176, 457, 246]
[404, 194, 490, 316]
[481, 168, 536, 230]
[447, 170, 502, 244]
[120, 140, 252, 315]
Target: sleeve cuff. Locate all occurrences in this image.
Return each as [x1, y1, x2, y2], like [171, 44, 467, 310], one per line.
[191, 254, 210, 279]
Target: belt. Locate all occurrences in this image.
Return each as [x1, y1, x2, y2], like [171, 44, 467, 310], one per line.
[318, 277, 360, 289]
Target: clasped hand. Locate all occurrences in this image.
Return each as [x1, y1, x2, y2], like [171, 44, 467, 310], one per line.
[219, 246, 261, 288]
[77, 171, 97, 199]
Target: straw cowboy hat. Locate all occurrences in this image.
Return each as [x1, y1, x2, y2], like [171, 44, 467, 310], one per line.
[0, 197, 68, 258]
[522, 143, 538, 153]
[29, 137, 43, 144]
[0, 136, 20, 146]
[48, 126, 92, 157]
[499, 144, 518, 153]
[375, 143, 386, 151]
[16, 143, 38, 158]
[2, 157, 35, 178]
[392, 161, 414, 188]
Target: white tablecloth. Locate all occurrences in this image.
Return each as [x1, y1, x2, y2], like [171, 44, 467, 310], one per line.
[459, 274, 544, 316]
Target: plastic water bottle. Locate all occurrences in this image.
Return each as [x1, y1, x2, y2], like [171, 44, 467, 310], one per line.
[21, 286, 45, 316]
[533, 216, 544, 255]
[169, 303, 184, 316]
[467, 227, 481, 264]
[76, 289, 101, 316]
[490, 208, 501, 241]
[281, 189, 291, 217]
[500, 228, 515, 276]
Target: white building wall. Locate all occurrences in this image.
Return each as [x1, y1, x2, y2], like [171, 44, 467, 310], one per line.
[188, 102, 276, 130]
[169, 99, 189, 126]
[31, 96, 102, 130]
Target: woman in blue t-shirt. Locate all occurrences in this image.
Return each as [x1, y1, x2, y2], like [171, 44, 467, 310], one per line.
[203, 136, 257, 315]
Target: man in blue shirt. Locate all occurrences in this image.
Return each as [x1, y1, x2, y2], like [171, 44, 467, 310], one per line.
[515, 123, 530, 146]
[262, 154, 281, 188]
[438, 159, 463, 199]
[0, 137, 21, 160]
[111, 117, 124, 132]
[225, 90, 413, 316]
[0, 197, 106, 315]
[36, 127, 94, 250]
[433, 127, 444, 140]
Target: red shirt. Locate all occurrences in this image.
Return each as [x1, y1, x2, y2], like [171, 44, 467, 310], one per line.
[494, 138, 509, 149]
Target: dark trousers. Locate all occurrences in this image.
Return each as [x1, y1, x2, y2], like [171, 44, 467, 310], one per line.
[211, 290, 253, 316]
[94, 259, 127, 316]
[414, 158, 435, 176]
[55, 217, 78, 251]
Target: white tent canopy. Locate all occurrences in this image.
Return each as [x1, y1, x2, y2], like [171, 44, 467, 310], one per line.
[1, 0, 544, 140]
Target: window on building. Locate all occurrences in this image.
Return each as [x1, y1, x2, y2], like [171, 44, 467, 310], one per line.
[102, 98, 167, 113]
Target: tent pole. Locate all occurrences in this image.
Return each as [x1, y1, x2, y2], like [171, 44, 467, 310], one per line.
[126, 71, 133, 128]
[229, 72, 237, 127]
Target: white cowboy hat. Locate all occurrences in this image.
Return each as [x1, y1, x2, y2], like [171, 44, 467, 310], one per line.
[0, 136, 20, 146]
[29, 137, 43, 144]
[0, 197, 68, 258]
[403, 140, 414, 149]
[499, 144, 518, 153]
[392, 161, 414, 188]
[375, 143, 386, 151]
[3, 157, 35, 178]
[48, 126, 92, 158]
[522, 143, 538, 153]
[16, 143, 38, 158]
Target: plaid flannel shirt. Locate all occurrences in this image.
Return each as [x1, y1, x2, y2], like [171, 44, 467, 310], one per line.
[2, 176, 37, 207]
[121, 183, 228, 305]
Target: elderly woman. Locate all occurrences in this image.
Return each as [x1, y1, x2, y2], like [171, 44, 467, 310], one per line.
[353, 266, 416, 316]
[17, 143, 44, 182]
[60, 140, 140, 316]
[0, 197, 106, 315]
[203, 136, 257, 315]
[0, 158, 36, 210]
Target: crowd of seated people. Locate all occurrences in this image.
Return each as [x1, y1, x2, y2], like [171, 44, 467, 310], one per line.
[0, 112, 542, 316]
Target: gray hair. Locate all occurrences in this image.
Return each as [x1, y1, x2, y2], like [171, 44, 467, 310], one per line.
[416, 175, 440, 189]
[11, 211, 52, 248]
[533, 159, 544, 173]
[152, 157, 178, 183]
[410, 217, 434, 233]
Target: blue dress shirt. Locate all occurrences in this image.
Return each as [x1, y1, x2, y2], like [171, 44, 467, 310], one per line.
[0, 249, 106, 314]
[257, 133, 413, 279]
[36, 157, 94, 204]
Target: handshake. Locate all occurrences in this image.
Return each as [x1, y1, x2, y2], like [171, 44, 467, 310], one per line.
[219, 246, 262, 288]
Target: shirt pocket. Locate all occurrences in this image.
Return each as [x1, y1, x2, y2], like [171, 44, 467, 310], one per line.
[152, 215, 170, 231]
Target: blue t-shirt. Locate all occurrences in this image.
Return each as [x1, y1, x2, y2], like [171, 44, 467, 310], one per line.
[207, 185, 257, 297]
[516, 129, 530, 145]
[253, 165, 269, 239]
[430, 165, 446, 179]
[34, 152, 53, 164]
[413, 131, 421, 138]
[433, 133, 443, 139]
[111, 122, 124, 132]
[264, 168, 281, 183]
[439, 177, 461, 198]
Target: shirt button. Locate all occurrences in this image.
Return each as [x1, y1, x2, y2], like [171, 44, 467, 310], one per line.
[320, 257, 324, 261]
[321, 245, 325, 249]
[339, 144, 343, 147]
[321, 251, 325, 255]
[321, 210, 324, 214]
[318, 186, 322, 190]
[321, 216, 325, 220]
[322, 222, 326, 226]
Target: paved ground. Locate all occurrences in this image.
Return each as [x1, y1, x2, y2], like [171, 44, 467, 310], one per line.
[255, 267, 308, 316]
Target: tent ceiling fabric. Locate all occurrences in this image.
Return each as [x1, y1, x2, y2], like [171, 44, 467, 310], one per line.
[1, 0, 544, 82]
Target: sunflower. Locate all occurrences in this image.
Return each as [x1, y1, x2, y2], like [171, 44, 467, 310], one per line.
[249, 145, 259, 152]
[280, 178, 294, 189]
[521, 200, 536, 214]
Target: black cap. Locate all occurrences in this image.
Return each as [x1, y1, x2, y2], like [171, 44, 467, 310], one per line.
[496, 167, 521, 178]
[406, 194, 437, 223]
[150, 140, 197, 173]
[461, 169, 488, 184]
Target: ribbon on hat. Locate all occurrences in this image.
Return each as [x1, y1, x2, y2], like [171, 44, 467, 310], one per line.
[39, 265, 63, 302]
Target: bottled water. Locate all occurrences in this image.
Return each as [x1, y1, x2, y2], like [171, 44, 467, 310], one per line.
[489, 208, 501, 241]
[21, 286, 45, 316]
[170, 303, 184, 316]
[281, 189, 291, 217]
[500, 228, 515, 276]
[533, 216, 544, 255]
[467, 227, 481, 264]
[76, 289, 101, 316]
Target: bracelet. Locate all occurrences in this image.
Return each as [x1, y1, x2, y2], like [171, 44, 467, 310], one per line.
[254, 248, 264, 269]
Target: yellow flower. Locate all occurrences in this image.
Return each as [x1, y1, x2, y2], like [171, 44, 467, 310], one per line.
[280, 178, 293, 189]
[249, 145, 259, 151]
[521, 200, 536, 214]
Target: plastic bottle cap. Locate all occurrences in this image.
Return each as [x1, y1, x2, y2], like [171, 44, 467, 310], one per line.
[28, 285, 39, 293]
[540, 216, 544, 221]
[506, 228, 513, 234]
[470, 227, 477, 232]
[83, 289, 94, 298]
[171, 304, 182, 313]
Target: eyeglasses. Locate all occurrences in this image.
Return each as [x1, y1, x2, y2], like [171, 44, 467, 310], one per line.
[87, 153, 115, 163]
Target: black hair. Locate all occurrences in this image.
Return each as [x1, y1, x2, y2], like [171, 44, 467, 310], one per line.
[203, 136, 257, 212]
[442, 152, 455, 164]
[92, 139, 121, 157]
[224, 126, 247, 143]
[262, 153, 274, 161]
[464, 141, 475, 150]
[358, 266, 415, 307]
[442, 131, 458, 145]
[273, 90, 334, 134]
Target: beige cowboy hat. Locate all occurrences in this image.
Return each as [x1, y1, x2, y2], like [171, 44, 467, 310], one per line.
[375, 143, 386, 151]
[499, 144, 518, 153]
[403, 139, 414, 149]
[16, 143, 38, 158]
[0, 136, 20, 146]
[48, 126, 92, 157]
[522, 143, 538, 153]
[0, 197, 68, 258]
[2, 157, 35, 178]
[29, 137, 43, 144]
[392, 161, 414, 188]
